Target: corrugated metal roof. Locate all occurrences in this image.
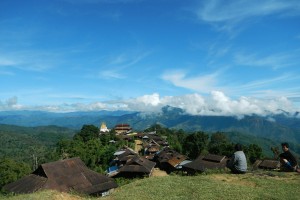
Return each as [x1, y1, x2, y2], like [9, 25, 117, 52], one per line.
[114, 150, 126, 156]
[168, 155, 187, 167]
[3, 157, 118, 195]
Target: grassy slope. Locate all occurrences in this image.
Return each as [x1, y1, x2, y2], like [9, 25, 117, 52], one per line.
[2, 172, 300, 200]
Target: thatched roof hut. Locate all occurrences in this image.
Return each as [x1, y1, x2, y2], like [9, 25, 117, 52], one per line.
[3, 157, 118, 196]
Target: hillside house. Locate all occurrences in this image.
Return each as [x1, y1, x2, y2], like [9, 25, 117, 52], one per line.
[112, 155, 156, 178]
[108, 147, 156, 178]
[3, 157, 118, 196]
[114, 124, 132, 134]
[154, 147, 189, 173]
[140, 133, 169, 158]
[252, 159, 280, 170]
[182, 154, 228, 174]
[134, 139, 144, 153]
[113, 147, 137, 165]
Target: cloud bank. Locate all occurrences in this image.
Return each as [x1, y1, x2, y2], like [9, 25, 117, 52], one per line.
[1, 92, 298, 118]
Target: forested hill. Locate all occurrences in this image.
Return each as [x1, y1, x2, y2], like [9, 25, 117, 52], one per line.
[0, 124, 75, 164]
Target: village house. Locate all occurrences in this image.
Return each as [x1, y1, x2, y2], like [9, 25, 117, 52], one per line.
[114, 123, 132, 134]
[252, 159, 280, 170]
[107, 147, 156, 178]
[134, 139, 144, 153]
[111, 155, 156, 178]
[154, 147, 189, 173]
[182, 154, 228, 174]
[3, 157, 118, 196]
[140, 132, 169, 159]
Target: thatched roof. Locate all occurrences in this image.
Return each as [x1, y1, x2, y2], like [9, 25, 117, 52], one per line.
[252, 159, 280, 170]
[3, 157, 118, 195]
[112, 156, 156, 177]
[182, 154, 228, 172]
[155, 147, 187, 166]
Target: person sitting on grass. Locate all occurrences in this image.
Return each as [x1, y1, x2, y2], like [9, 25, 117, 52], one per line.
[226, 143, 247, 174]
[279, 142, 298, 172]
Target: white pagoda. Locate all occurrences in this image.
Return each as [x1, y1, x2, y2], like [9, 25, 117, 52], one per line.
[100, 122, 110, 133]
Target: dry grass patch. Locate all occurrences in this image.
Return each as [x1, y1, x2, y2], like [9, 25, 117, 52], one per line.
[151, 168, 168, 177]
[210, 174, 258, 187]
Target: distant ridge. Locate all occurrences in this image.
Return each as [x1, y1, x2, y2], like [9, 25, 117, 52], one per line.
[1, 106, 300, 145]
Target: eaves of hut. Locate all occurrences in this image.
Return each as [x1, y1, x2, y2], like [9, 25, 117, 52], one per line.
[252, 159, 280, 170]
[3, 157, 118, 196]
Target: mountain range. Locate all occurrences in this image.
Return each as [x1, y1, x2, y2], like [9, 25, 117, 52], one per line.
[0, 106, 300, 145]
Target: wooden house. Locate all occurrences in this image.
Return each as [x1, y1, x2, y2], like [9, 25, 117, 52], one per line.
[114, 124, 132, 134]
[182, 154, 228, 174]
[3, 157, 118, 196]
[154, 147, 188, 173]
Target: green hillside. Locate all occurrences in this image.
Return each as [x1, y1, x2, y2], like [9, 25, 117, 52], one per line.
[0, 124, 76, 164]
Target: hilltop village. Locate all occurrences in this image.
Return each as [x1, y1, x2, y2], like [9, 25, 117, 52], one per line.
[2, 122, 287, 197]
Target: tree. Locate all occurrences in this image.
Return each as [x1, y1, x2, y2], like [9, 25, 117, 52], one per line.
[73, 124, 99, 143]
[245, 144, 263, 164]
[183, 131, 209, 159]
[56, 124, 121, 172]
[208, 132, 234, 156]
[0, 158, 31, 189]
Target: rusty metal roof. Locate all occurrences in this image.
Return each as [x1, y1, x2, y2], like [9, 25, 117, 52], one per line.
[166, 155, 187, 167]
[3, 157, 118, 195]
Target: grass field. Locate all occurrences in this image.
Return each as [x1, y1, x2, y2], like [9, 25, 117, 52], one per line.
[1, 171, 300, 200]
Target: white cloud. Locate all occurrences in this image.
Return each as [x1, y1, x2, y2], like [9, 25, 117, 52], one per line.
[162, 70, 219, 93]
[0, 51, 61, 72]
[1, 92, 298, 117]
[97, 50, 151, 79]
[231, 75, 293, 92]
[234, 52, 299, 69]
[195, 0, 300, 31]
[0, 97, 24, 110]
[0, 58, 18, 66]
[99, 70, 126, 79]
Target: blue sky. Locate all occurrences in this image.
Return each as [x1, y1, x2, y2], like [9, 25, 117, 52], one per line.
[1, 0, 300, 116]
